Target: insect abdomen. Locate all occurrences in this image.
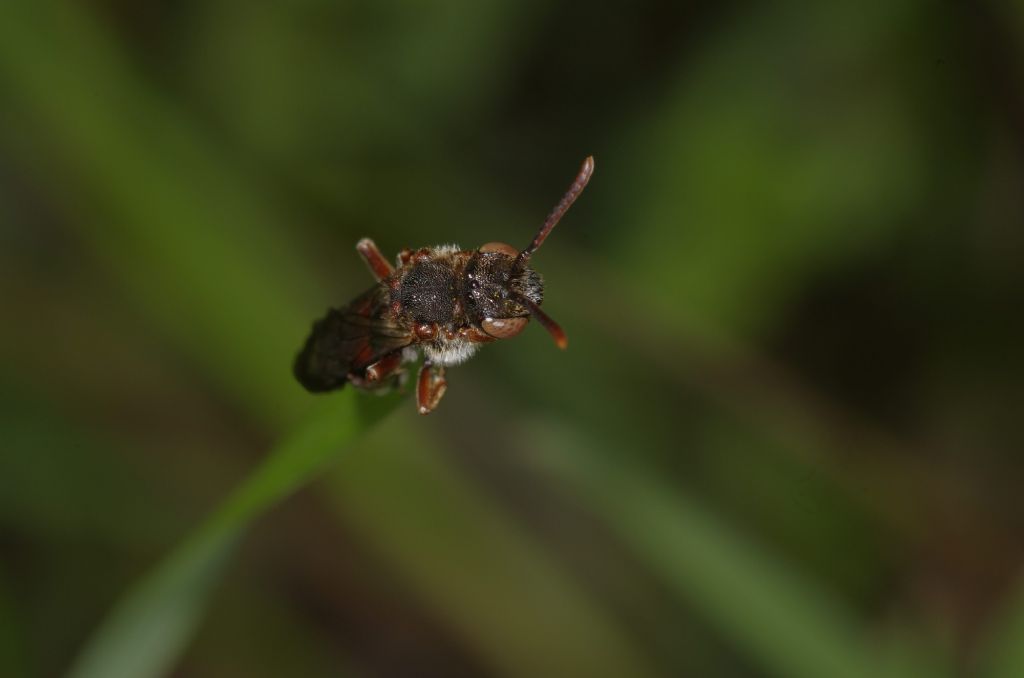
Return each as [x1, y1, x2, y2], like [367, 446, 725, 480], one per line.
[293, 308, 352, 392]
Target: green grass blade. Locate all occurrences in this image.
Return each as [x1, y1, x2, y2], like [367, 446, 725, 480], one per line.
[67, 391, 401, 678]
[532, 430, 920, 678]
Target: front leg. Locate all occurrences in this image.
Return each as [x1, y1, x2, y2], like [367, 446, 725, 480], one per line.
[416, 360, 448, 415]
[356, 238, 395, 281]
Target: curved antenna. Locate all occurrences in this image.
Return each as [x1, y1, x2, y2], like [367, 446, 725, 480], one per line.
[517, 295, 568, 350]
[513, 155, 594, 272]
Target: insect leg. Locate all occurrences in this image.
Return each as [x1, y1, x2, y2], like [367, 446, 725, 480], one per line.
[397, 248, 414, 267]
[356, 238, 395, 281]
[416, 360, 448, 415]
[363, 351, 405, 384]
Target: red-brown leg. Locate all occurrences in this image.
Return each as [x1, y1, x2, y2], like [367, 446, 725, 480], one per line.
[416, 360, 447, 415]
[397, 248, 414, 267]
[356, 238, 395, 281]
[363, 351, 405, 384]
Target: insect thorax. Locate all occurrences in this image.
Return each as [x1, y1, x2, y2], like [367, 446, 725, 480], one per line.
[394, 258, 461, 325]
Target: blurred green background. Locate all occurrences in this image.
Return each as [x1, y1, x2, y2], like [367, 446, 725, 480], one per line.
[2, 1, 1023, 677]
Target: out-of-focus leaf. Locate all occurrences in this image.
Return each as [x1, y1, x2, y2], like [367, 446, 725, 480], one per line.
[530, 423, 927, 678]
[186, 0, 535, 161]
[0, 575, 27, 678]
[605, 0, 928, 338]
[0, 382, 184, 545]
[328, 419, 662, 678]
[979, 575, 1024, 677]
[67, 390, 401, 678]
[0, 1, 320, 429]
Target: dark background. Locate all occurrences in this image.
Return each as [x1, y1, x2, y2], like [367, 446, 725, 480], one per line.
[2, 1, 1023, 676]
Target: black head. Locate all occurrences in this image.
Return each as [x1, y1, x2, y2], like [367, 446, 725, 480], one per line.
[464, 244, 542, 340]
[465, 155, 594, 348]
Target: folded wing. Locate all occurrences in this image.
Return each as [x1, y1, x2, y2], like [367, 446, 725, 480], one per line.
[293, 285, 415, 392]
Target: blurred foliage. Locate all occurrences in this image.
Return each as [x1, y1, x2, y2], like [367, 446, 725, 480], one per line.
[1, 0, 1023, 677]
[66, 391, 401, 678]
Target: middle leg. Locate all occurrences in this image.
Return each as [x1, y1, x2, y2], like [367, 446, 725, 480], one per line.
[363, 351, 405, 384]
[416, 360, 448, 415]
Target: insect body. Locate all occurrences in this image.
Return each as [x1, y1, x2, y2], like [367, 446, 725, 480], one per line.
[294, 156, 594, 414]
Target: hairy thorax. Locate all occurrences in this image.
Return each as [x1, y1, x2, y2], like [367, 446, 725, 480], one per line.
[391, 250, 468, 325]
[389, 249, 477, 366]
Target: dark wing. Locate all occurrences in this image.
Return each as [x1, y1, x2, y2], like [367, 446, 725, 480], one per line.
[293, 285, 414, 392]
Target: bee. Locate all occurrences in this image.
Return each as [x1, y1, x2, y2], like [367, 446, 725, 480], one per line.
[293, 155, 594, 414]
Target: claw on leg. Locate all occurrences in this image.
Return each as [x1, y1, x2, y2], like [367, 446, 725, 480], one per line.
[356, 238, 395, 281]
[416, 361, 447, 415]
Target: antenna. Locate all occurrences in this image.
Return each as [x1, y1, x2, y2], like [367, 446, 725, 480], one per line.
[517, 295, 568, 350]
[513, 155, 594, 272]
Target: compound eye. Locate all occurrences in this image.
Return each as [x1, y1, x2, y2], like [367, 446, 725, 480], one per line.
[481, 316, 528, 340]
[479, 242, 519, 257]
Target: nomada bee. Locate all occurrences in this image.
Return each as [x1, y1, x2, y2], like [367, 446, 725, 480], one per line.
[294, 156, 594, 414]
